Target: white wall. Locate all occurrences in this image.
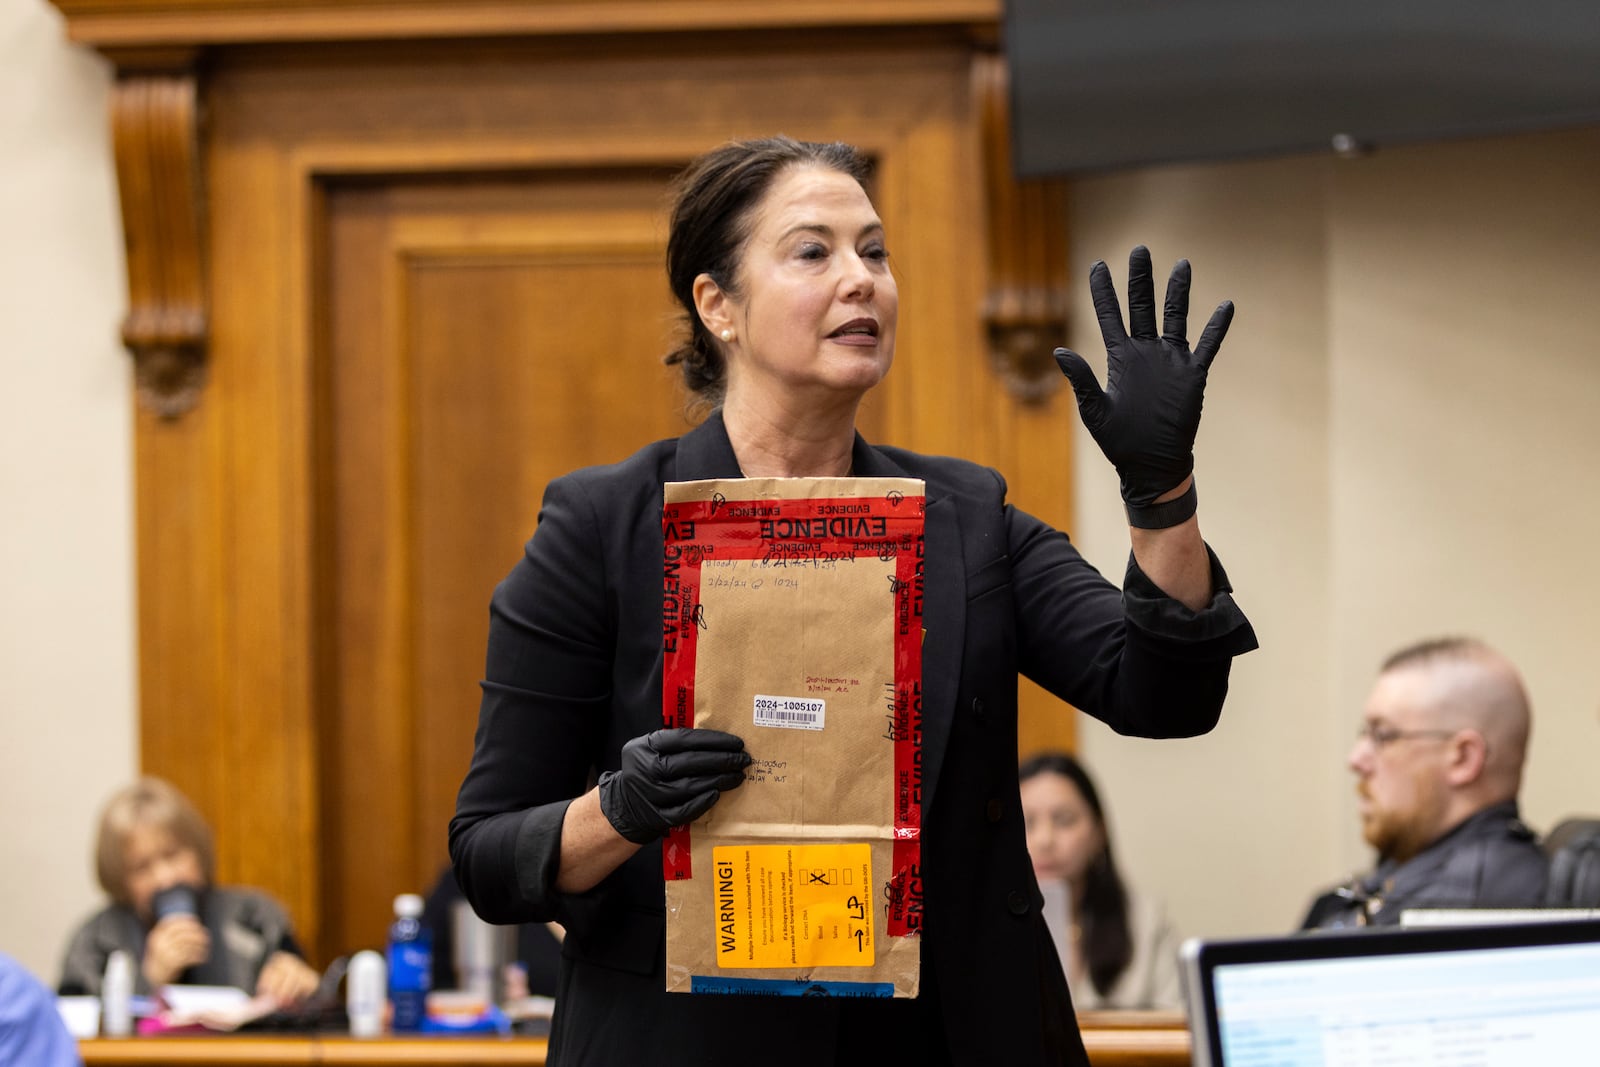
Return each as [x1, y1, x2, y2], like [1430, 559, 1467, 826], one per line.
[6, 0, 1599, 987]
[0, 0, 136, 984]
[1068, 154, 1341, 934]
[1071, 128, 1600, 940]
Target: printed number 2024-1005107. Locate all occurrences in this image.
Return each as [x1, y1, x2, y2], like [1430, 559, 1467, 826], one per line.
[753, 694, 825, 731]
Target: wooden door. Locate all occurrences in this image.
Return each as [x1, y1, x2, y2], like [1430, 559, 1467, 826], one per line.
[319, 170, 701, 955]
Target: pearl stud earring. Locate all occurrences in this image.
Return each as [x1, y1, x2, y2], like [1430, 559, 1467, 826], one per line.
[720, 328, 734, 342]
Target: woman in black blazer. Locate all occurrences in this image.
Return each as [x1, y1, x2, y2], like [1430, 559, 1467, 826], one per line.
[450, 136, 1256, 1066]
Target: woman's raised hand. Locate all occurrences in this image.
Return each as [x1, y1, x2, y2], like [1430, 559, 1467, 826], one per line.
[1054, 246, 1234, 529]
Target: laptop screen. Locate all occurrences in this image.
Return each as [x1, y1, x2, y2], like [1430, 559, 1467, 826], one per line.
[1182, 919, 1600, 1067]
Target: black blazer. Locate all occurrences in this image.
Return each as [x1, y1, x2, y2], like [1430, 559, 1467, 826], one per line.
[451, 412, 1255, 1066]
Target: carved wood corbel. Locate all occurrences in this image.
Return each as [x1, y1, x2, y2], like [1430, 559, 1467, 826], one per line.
[975, 51, 1069, 403]
[109, 51, 207, 418]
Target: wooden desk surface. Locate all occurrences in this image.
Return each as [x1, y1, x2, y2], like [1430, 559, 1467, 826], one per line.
[1080, 1027, 1192, 1066]
[82, 1015, 1190, 1066]
[80, 1036, 550, 1065]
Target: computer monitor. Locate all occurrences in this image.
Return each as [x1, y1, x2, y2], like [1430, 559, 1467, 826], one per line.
[1181, 919, 1600, 1067]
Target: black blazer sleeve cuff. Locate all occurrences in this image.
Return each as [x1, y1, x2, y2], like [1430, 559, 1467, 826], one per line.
[1122, 546, 1259, 659]
[513, 799, 575, 913]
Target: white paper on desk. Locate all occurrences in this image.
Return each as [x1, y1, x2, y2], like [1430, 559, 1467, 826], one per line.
[56, 995, 101, 1038]
[158, 984, 277, 1030]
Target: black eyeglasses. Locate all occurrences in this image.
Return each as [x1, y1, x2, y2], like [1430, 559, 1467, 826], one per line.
[1355, 722, 1457, 748]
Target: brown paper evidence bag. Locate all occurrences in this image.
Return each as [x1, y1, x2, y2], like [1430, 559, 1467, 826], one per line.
[660, 477, 926, 998]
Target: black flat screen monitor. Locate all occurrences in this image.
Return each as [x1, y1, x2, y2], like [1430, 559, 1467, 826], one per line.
[1005, 0, 1600, 176]
[1181, 918, 1600, 1067]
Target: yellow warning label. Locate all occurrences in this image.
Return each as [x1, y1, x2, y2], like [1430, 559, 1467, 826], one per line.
[712, 843, 874, 969]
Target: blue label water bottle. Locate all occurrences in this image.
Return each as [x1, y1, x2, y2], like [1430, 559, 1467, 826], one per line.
[386, 893, 432, 1032]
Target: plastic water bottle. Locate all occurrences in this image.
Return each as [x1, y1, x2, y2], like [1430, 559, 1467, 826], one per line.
[102, 949, 133, 1037]
[386, 893, 432, 1032]
[346, 949, 387, 1038]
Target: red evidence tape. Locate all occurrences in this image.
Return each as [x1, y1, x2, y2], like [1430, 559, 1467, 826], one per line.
[660, 492, 924, 911]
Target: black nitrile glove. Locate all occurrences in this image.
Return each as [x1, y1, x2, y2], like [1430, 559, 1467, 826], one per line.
[1054, 246, 1234, 527]
[598, 727, 751, 844]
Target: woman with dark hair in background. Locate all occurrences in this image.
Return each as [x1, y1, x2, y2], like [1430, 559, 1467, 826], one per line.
[1020, 752, 1181, 1010]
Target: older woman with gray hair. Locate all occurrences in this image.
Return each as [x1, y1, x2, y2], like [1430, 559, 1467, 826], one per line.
[58, 776, 319, 1006]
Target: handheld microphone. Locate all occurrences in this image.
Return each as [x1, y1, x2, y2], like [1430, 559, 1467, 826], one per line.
[151, 884, 200, 921]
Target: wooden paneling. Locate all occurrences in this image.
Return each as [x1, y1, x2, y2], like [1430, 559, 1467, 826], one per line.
[975, 51, 1072, 404]
[111, 60, 209, 417]
[53, 1, 1000, 47]
[54, 1, 1083, 963]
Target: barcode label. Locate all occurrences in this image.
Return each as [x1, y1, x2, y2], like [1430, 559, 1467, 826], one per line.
[753, 694, 826, 731]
